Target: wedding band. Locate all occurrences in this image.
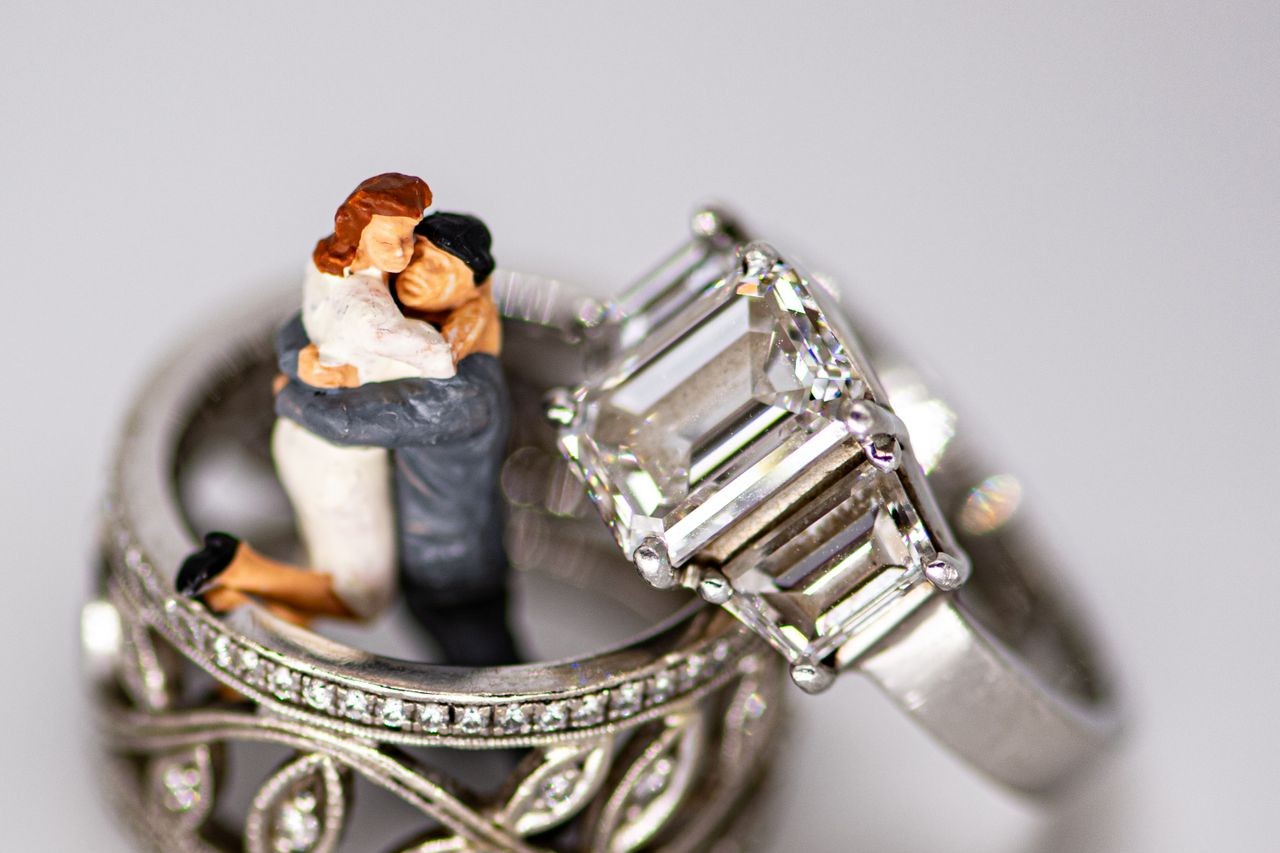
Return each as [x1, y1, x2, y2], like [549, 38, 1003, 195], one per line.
[84, 274, 785, 853]
[552, 209, 1122, 793]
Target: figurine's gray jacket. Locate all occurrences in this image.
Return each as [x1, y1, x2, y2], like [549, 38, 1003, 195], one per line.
[274, 314, 510, 605]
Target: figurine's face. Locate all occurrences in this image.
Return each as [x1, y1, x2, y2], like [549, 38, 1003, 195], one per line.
[357, 215, 419, 273]
[397, 236, 477, 300]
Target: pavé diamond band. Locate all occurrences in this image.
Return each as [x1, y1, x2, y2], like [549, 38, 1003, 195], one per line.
[85, 273, 785, 853]
[553, 210, 1122, 793]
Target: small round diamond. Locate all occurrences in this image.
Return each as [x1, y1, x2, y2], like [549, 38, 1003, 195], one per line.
[379, 698, 406, 728]
[160, 763, 202, 812]
[496, 704, 529, 734]
[711, 639, 732, 665]
[271, 667, 295, 701]
[537, 701, 570, 732]
[572, 694, 606, 727]
[186, 617, 209, 650]
[538, 768, 581, 808]
[419, 703, 449, 733]
[647, 670, 676, 705]
[274, 790, 321, 851]
[633, 757, 675, 803]
[342, 690, 368, 720]
[456, 706, 490, 735]
[610, 683, 645, 719]
[213, 635, 233, 668]
[680, 654, 706, 690]
[240, 648, 260, 676]
[304, 681, 333, 711]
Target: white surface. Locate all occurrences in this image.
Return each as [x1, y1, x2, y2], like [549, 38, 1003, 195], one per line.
[2, 2, 1277, 850]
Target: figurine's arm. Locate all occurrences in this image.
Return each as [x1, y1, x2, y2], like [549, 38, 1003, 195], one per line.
[275, 314, 499, 448]
[326, 274, 456, 379]
[277, 313, 309, 379]
[441, 285, 501, 362]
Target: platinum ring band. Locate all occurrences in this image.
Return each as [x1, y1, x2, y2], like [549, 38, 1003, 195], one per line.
[89, 275, 787, 852]
[565, 215, 1121, 794]
[100, 281, 775, 742]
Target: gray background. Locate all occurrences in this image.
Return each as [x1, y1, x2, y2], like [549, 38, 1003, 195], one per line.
[2, 1, 1277, 850]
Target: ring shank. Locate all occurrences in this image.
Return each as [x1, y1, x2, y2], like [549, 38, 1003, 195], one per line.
[107, 284, 756, 711]
[856, 388, 1119, 793]
[860, 589, 1117, 793]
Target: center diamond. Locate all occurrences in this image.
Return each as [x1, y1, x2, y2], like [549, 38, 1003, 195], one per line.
[560, 254, 864, 566]
[556, 235, 964, 690]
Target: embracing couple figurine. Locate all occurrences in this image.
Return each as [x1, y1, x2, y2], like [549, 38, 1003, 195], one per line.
[178, 173, 517, 666]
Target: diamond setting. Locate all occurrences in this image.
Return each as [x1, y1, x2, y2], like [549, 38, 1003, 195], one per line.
[213, 634, 234, 669]
[303, 680, 333, 711]
[647, 670, 676, 705]
[134, 571, 730, 740]
[720, 460, 937, 666]
[558, 243, 961, 676]
[496, 703, 532, 734]
[572, 694, 607, 727]
[537, 701, 570, 732]
[685, 654, 711, 690]
[538, 768, 582, 809]
[342, 689, 369, 720]
[378, 698, 406, 728]
[160, 763, 203, 813]
[455, 705, 491, 735]
[560, 253, 864, 566]
[270, 667, 297, 701]
[419, 703, 449, 733]
[274, 790, 321, 851]
[610, 682, 645, 719]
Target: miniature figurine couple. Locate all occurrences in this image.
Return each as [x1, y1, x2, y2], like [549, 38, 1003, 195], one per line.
[178, 173, 518, 666]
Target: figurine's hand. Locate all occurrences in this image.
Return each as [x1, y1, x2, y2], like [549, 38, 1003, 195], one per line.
[442, 288, 501, 362]
[298, 344, 361, 388]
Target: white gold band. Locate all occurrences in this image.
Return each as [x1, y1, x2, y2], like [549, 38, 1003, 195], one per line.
[88, 280, 785, 852]
[553, 211, 1121, 794]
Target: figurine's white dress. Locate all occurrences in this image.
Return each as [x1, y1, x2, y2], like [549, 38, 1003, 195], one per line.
[271, 263, 454, 619]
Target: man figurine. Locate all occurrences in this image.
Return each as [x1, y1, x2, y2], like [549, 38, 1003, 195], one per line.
[178, 174, 517, 666]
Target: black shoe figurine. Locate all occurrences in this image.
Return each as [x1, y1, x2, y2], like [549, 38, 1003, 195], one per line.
[176, 531, 241, 596]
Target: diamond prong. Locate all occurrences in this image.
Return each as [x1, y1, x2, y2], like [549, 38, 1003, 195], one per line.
[839, 399, 907, 471]
[691, 206, 730, 239]
[697, 569, 734, 605]
[865, 434, 903, 472]
[544, 388, 577, 427]
[575, 298, 607, 330]
[841, 399, 907, 440]
[738, 240, 779, 278]
[633, 538, 677, 589]
[790, 661, 837, 694]
[925, 552, 970, 592]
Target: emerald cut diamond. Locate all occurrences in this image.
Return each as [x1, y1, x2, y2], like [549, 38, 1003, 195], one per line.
[557, 237, 965, 687]
[560, 254, 864, 566]
[719, 460, 936, 667]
